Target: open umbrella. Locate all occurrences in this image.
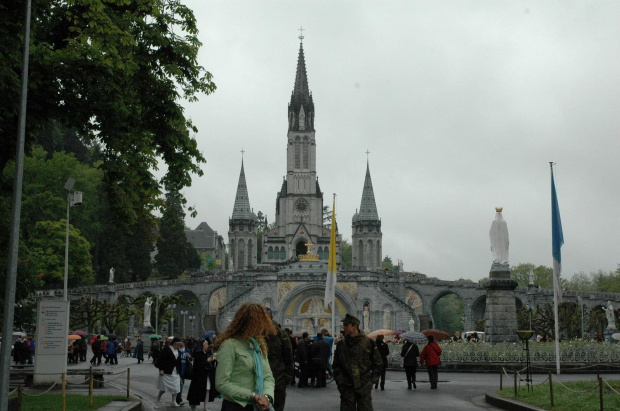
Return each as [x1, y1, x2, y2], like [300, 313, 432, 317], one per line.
[203, 331, 216, 340]
[612, 333, 620, 341]
[72, 330, 87, 337]
[12, 331, 26, 337]
[366, 329, 395, 339]
[148, 334, 162, 339]
[68, 334, 81, 340]
[422, 329, 451, 342]
[99, 335, 109, 341]
[402, 331, 427, 344]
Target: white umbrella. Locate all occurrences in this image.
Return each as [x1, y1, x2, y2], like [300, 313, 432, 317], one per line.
[611, 333, 620, 341]
[402, 331, 427, 344]
[12, 331, 26, 337]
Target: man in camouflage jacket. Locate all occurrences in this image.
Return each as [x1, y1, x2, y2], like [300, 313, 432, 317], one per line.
[333, 314, 383, 411]
[266, 312, 294, 411]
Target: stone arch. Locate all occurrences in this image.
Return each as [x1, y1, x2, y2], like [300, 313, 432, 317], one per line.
[295, 239, 308, 256]
[237, 239, 245, 268]
[275, 282, 357, 332]
[471, 295, 487, 331]
[429, 290, 465, 332]
[515, 297, 524, 310]
[209, 287, 227, 316]
[367, 240, 374, 267]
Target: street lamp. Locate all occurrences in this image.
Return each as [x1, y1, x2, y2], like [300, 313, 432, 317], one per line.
[169, 304, 177, 336]
[63, 178, 82, 301]
[180, 310, 188, 337]
[155, 294, 162, 334]
[189, 314, 196, 337]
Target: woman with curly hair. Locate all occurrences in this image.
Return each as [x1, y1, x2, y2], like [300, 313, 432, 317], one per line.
[215, 303, 276, 411]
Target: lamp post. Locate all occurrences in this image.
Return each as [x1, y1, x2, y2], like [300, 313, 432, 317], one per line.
[63, 178, 82, 301]
[517, 330, 534, 391]
[577, 296, 584, 338]
[155, 294, 162, 334]
[169, 304, 177, 337]
[189, 314, 196, 337]
[180, 310, 188, 337]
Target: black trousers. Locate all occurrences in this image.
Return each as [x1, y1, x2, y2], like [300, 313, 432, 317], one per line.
[404, 366, 417, 386]
[221, 399, 253, 410]
[426, 365, 439, 388]
[315, 364, 326, 387]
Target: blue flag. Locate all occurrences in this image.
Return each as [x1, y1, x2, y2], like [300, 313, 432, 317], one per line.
[551, 168, 563, 301]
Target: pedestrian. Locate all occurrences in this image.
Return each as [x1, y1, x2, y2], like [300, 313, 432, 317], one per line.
[13, 336, 28, 365]
[150, 338, 161, 363]
[27, 336, 36, 364]
[374, 335, 389, 390]
[187, 339, 218, 411]
[125, 338, 132, 358]
[176, 339, 191, 406]
[419, 335, 442, 389]
[79, 336, 87, 362]
[134, 338, 144, 364]
[156, 337, 184, 408]
[90, 335, 102, 365]
[296, 332, 311, 388]
[214, 302, 275, 411]
[400, 341, 419, 389]
[265, 309, 294, 411]
[313, 333, 330, 388]
[333, 314, 383, 411]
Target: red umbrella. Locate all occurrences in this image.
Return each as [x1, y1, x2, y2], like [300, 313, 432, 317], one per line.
[366, 329, 396, 339]
[422, 329, 451, 342]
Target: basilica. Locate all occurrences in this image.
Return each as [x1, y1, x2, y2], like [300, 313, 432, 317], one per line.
[227, 39, 383, 271]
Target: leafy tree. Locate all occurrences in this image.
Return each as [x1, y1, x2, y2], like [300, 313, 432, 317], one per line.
[382, 256, 395, 271]
[186, 242, 201, 270]
[70, 296, 106, 333]
[564, 271, 597, 291]
[511, 263, 554, 289]
[1, 0, 215, 231]
[591, 267, 620, 293]
[28, 220, 94, 287]
[432, 294, 464, 333]
[155, 190, 188, 278]
[339, 239, 352, 268]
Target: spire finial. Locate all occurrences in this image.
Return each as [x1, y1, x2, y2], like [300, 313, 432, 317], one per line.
[298, 26, 305, 42]
[241, 148, 245, 161]
[365, 150, 370, 164]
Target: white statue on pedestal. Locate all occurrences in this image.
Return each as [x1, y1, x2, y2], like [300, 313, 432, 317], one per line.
[602, 301, 616, 330]
[489, 207, 509, 271]
[143, 297, 153, 328]
[408, 318, 415, 331]
[362, 305, 370, 332]
[108, 267, 115, 284]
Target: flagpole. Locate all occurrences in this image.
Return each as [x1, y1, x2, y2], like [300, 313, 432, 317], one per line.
[550, 162, 561, 375]
[331, 194, 336, 338]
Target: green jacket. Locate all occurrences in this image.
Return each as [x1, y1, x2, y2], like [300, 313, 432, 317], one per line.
[333, 332, 382, 390]
[215, 338, 275, 407]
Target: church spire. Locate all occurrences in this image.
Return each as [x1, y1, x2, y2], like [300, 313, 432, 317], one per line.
[288, 32, 315, 132]
[231, 159, 255, 220]
[357, 161, 379, 221]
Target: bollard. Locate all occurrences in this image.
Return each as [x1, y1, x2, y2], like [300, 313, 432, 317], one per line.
[89, 372, 94, 407]
[599, 377, 603, 411]
[514, 372, 517, 397]
[548, 372, 554, 407]
[127, 368, 130, 398]
[500, 367, 503, 390]
[18, 385, 23, 411]
[62, 373, 66, 411]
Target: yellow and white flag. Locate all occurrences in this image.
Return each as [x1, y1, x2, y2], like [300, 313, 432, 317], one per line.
[324, 198, 337, 310]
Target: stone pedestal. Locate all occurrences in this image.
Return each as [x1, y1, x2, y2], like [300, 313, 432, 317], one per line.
[483, 270, 518, 343]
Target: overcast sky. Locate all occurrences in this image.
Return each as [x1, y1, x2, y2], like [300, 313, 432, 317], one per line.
[178, 0, 620, 282]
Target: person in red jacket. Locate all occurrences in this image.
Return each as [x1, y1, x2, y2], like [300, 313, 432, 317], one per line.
[419, 335, 442, 389]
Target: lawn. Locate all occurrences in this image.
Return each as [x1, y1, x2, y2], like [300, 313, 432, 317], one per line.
[498, 379, 620, 410]
[11, 394, 130, 410]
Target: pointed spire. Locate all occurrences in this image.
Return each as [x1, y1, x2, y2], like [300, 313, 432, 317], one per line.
[289, 36, 315, 132]
[292, 42, 311, 105]
[357, 162, 379, 221]
[231, 159, 255, 220]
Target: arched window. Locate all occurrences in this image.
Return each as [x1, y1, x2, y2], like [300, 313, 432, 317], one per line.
[368, 240, 374, 268]
[303, 141, 309, 169]
[358, 240, 364, 267]
[295, 138, 301, 168]
[247, 240, 253, 267]
[279, 247, 286, 260]
[317, 247, 323, 260]
[238, 239, 245, 268]
[268, 246, 274, 259]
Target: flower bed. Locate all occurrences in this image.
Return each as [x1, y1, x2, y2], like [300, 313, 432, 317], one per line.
[387, 340, 620, 366]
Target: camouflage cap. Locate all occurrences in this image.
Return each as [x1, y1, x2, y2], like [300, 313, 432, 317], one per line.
[341, 313, 360, 326]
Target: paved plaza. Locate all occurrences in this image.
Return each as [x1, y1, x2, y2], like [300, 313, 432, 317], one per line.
[54, 355, 620, 410]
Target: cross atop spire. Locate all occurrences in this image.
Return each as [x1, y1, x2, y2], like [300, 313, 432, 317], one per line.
[366, 150, 370, 164]
[298, 26, 304, 42]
